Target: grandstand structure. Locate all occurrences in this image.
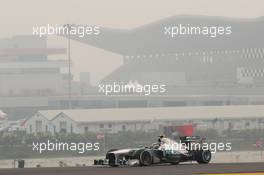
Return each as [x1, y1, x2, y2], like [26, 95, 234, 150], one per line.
[68, 15, 264, 106]
[1, 16, 264, 119]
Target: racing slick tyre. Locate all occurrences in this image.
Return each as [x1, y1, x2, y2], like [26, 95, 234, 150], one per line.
[139, 150, 153, 166]
[106, 149, 119, 167]
[195, 150, 211, 164]
[106, 149, 118, 159]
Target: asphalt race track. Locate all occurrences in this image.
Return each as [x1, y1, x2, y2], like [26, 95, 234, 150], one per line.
[0, 162, 264, 175]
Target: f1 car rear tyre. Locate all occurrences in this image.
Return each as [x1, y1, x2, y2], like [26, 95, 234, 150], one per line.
[196, 150, 211, 164]
[140, 150, 153, 166]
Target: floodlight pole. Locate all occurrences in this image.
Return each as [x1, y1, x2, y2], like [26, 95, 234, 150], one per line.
[67, 24, 72, 109]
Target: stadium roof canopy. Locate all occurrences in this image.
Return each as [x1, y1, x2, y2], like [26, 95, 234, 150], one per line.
[64, 15, 264, 55]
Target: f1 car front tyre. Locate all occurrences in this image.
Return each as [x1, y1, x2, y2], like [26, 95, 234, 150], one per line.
[106, 149, 119, 167]
[106, 149, 118, 159]
[195, 150, 211, 164]
[140, 150, 153, 166]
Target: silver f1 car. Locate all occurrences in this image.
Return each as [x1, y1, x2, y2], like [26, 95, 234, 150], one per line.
[94, 136, 212, 167]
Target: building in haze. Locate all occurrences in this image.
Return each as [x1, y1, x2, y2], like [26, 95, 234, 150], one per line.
[0, 35, 68, 97]
[24, 105, 264, 135]
[0, 35, 70, 118]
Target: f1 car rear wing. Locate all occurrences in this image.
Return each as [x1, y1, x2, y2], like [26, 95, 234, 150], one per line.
[179, 136, 205, 143]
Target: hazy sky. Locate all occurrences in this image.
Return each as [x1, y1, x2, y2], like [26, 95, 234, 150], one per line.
[1, 0, 264, 84]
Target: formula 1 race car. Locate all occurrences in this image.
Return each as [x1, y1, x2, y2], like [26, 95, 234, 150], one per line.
[94, 136, 212, 167]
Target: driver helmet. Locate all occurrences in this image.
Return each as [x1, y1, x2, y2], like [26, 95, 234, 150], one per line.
[158, 135, 165, 143]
